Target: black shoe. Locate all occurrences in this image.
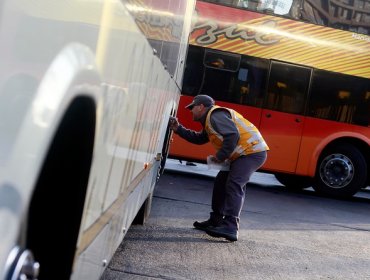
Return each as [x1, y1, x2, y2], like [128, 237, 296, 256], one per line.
[193, 220, 214, 231]
[206, 226, 238, 242]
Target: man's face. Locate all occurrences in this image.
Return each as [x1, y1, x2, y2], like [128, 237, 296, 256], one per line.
[191, 104, 204, 121]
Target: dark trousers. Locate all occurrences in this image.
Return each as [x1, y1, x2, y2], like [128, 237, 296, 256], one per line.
[210, 151, 267, 231]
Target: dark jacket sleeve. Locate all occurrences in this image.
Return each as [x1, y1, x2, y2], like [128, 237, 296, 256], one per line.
[175, 125, 209, 145]
[210, 110, 240, 161]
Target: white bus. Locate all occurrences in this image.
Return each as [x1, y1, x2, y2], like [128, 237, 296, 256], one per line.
[0, 0, 195, 279]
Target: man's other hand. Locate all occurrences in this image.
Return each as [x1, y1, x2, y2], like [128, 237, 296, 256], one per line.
[209, 155, 222, 163]
[169, 116, 179, 131]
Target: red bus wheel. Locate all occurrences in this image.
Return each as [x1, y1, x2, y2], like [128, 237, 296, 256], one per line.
[313, 144, 367, 198]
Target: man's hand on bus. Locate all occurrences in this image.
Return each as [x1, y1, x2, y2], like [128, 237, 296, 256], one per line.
[169, 117, 179, 132]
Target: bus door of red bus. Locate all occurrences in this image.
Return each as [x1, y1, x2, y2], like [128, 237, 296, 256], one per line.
[259, 61, 312, 173]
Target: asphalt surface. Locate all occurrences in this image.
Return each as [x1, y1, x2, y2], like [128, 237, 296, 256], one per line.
[101, 160, 370, 280]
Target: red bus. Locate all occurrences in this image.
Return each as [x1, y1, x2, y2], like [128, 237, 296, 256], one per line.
[169, 0, 370, 198]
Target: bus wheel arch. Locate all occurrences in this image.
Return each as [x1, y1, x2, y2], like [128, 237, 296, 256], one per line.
[25, 96, 96, 280]
[313, 139, 368, 197]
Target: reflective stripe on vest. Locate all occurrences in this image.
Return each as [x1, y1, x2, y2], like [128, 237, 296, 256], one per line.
[205, 106, 269, 161]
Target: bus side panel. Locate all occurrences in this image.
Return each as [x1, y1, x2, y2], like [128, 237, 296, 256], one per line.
[72, 167, 157, 279]
[70, 1, 196, 279]
[258, 109, 305, 173]
[296, 117, 370, 177]
[0, 0, 195, 279]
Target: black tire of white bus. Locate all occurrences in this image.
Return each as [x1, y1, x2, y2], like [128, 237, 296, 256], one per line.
[313, 143, 367, 198]
[132, 192, 153, 225]
[157, 123, 173, 181]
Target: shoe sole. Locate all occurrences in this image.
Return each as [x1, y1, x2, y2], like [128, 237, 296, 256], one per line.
[205, 228, 237, 242]
[193, 221, 213, 232]
[194, 225, 208, 232]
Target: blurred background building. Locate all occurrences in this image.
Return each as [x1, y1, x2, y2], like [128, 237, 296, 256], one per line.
[206, 0, 370, 35]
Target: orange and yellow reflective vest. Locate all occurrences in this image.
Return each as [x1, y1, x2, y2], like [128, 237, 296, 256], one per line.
[205, 106, 269, 161]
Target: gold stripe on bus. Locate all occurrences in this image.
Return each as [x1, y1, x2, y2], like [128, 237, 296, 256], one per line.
[211, 35, 241, 50]
[298, 29, 336, 39]
[229, 44, 267, 57]
[224, 41, 260, 53]
[229, 44, 263, 55]
[319, 31, 350, 40]
[283, 51, 350, 68]
[218, 39, 264, 53]
[282, 47, 346, 61]
[252, 42, 307, 58]
[320, 34, 363, 48]
[76, 165, 152, 256]
[231, 44, 258, 55]
[253, 43, 306, 58]
[271, 18, 329, 36]
[318, 55, 368, 69]
[351, 68, 370, 77]
[280, 22, 323, 33]
[191, 12, 370, 78]
[231, 32, 283, 51]
[234, 42, 288, 57]
[325, 60, 370, 74]
[341, 67, 370, 78]
[287, 43, 327, 61]
[298, 50, 347, 64]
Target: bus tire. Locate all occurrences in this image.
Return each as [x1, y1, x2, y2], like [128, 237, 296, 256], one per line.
[313, 144, 367, 198]
[132, 193, 153, 225]
[157, 122, 173, 181]
[274, 173, 312, 190]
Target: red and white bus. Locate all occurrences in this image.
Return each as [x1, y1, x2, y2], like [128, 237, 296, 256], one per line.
[170, 0, 370, 198]
[0, 0, 195, 279]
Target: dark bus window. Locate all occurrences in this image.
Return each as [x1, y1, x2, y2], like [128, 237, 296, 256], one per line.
[265, 61, 311, 114]
[182, 46, 205, 96]
[234, 56, 269, 107]
[308, 70, 370, 126]
[198, 49, 238, 101]
[182, 46, 268, 107]
[204, 49, 241, 71]
[188, 48, 241, 101]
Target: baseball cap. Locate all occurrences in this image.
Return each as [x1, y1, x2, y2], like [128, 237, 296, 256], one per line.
[185, 95, 215, 110]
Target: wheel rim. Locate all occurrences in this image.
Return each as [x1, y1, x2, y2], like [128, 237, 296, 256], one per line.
[319, 153, 354, 189]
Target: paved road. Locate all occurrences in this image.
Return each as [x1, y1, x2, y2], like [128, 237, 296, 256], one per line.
[101, 161, 370, 280]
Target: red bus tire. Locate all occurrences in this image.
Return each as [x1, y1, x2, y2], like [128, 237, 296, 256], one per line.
[274, 173, 312, 190]
[313, 144, 367, 198]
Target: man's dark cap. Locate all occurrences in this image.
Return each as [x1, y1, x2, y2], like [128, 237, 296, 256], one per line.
[185, 95, 215, 110]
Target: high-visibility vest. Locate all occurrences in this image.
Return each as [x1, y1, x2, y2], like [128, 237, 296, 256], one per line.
[205, 106, 269, 161]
